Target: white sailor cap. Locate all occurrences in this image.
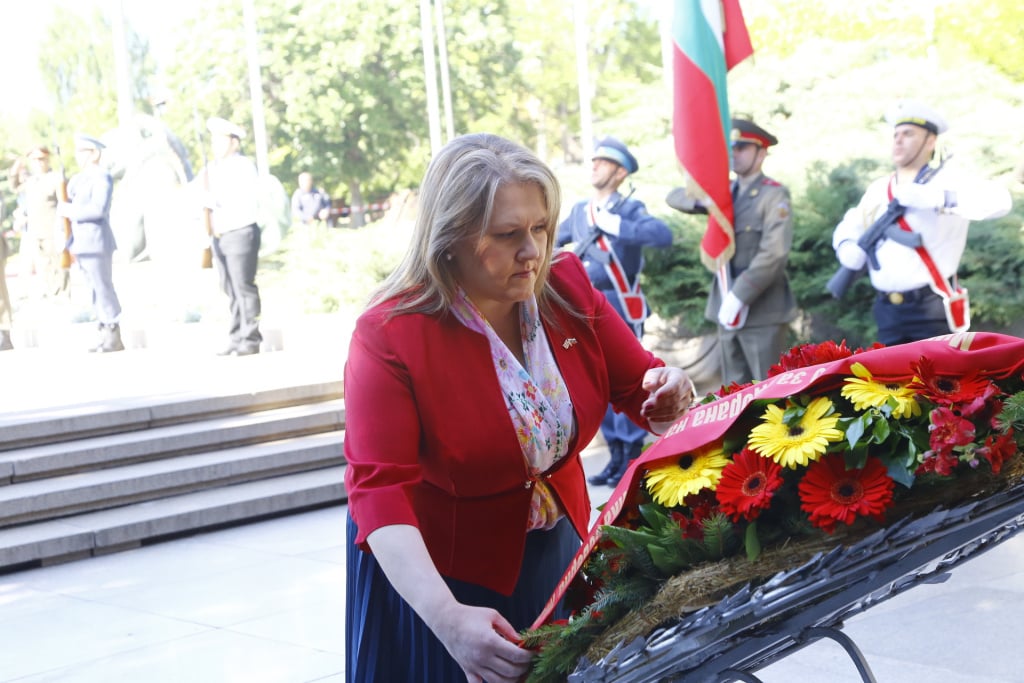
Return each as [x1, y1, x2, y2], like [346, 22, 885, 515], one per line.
[74, 133, 105, 151]
[207, 116, 246, 139]
[885, 100, 948, 135]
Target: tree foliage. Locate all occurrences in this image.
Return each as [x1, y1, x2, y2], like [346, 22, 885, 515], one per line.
[33, 5, 155, 163]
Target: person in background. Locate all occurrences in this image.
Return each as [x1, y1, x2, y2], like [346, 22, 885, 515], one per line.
[344, 133, 695, 683]
[8, 146, 67, 298]
[196, 117, 263, 356]
[556, 136, 673, 488]
[667, 118, 797, 386]
[56, 134, 123, 353]
[0, 220, 12, 350]
[290, 171, 331, 227]
[832, 101, 1011, 345]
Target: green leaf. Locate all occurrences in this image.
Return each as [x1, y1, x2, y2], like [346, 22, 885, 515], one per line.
[844, 414, 867, 447]
[871, 416, 892, 442]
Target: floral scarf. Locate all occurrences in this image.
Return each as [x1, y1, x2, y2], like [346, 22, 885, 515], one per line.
[451, 288, 575, 531]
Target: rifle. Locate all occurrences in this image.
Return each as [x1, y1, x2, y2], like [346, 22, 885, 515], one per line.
[826, 156, 949, 300]
[826, 199, 919, 298]
[192, 106, 214, 269]
[51, 133, 73, 270]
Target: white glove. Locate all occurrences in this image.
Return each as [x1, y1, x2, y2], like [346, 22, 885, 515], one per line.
[836, 240, 868, 270]
[593, 205, 621, 236]
[718, 291, 748, 329]
[666, 187, 698, 212]
[893, 183, 945, 210]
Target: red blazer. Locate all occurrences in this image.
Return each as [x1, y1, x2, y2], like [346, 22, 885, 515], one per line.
[344, 253, 663, 595]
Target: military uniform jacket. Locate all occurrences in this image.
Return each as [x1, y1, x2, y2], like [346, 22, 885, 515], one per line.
[706, 172, 796, 326]
[65, 165, 116, 256]
[832, 165, 1011, 293]
[556, 192, 672, 323]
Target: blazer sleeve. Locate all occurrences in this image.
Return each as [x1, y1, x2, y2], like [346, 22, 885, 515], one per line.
[343, 307, 426, 547]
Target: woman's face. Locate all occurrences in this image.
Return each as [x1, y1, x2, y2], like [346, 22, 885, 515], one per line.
[452, 181, 549, 320]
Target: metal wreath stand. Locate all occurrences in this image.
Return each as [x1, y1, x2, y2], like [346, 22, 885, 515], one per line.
[569, 482, 1024, 683]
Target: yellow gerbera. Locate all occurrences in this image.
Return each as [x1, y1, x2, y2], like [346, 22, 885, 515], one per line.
[645, 446, 731, 507]
[748, 396, 844, 469]
[841, 362, 921, 419]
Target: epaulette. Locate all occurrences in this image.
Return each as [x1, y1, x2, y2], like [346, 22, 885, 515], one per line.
[761, 177, 782, 187]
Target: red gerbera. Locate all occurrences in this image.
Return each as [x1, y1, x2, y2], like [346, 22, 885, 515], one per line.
[798, 454, 895, 534]
[716, 447, 784, 522]
[928, 406, 975, 456]
[768, 340, 857, 377]
[909, 357, 994, 406]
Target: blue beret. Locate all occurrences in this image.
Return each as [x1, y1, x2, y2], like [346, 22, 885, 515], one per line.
[593, 136, 638, 174]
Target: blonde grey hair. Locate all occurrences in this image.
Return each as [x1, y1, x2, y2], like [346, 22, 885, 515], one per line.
[371, 133, 568, 319]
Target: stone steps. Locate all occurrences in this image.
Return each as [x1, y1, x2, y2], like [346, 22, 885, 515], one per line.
[0, 379, 346, 572]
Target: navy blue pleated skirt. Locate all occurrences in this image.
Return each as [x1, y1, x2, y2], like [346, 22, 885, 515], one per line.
[345, 514, 580, 683]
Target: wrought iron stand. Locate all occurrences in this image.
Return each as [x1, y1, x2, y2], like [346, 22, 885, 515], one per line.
[570, 484, 1024, 683]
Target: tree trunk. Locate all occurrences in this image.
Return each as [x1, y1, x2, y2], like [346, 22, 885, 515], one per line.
[348, 180, 366, 229]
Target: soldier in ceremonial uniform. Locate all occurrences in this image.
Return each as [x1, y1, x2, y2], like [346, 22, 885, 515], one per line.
[557, 136, 673, 487]
[832, 101, 1011, 345]
[56, 134, 124, 353]
[667, 118, 797, 386]
[0, 222, 11, 350]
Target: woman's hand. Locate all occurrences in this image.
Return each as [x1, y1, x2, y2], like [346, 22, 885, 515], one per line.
[432, 602, 534, 683]
[640, 366, 697, 433]
[367, 524, 533, 682]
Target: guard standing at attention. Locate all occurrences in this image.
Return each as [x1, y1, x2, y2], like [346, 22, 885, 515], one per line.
[558, 136, 673, 487]
[832, 101, 1011, 345]
[57, 134, 124, 353]
[667, 118, 797, 386]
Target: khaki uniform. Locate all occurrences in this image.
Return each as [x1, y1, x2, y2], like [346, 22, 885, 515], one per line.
[707, 172, 797, 384]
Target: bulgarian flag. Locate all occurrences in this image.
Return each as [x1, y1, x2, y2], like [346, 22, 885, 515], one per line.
[672, 0, 753, 272]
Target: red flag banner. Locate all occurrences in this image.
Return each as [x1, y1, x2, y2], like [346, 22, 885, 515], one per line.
[671, 0, 753, 270]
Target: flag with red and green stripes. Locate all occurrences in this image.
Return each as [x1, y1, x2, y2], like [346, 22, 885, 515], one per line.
[671, 0, 753, 270]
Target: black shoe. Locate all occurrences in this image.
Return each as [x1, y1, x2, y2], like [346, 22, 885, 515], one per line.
[591, 443, 625, 486]
[606, 442, 644, 487]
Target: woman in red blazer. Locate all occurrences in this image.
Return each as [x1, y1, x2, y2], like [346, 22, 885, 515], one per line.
[345, 133, 695, 683]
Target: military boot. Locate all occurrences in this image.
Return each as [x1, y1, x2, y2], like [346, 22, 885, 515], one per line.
[588, 442, 624, 486]
[91, 323, 125, 353]
[607, 441, 645, 488]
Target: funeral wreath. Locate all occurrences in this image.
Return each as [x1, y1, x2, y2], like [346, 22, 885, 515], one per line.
[521, 333, 1024, 683]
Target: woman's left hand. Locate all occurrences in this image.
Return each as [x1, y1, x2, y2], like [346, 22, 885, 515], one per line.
[640, 366, 696, 432]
